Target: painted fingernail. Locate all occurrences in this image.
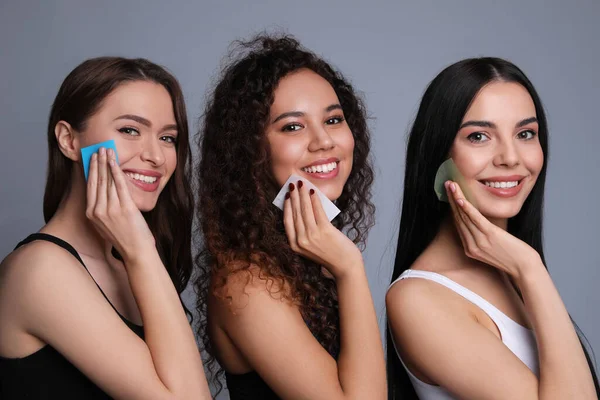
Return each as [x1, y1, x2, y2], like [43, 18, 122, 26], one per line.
[288, 183, 295, 192]
[450, 183, 457, 193]
[285, 192, 290, 200]
[107, 148, 114, 157]
[445, 181, 450, 189]
[99, 147, 105, 155]
[457, 199, 464, 206]
[297, 180, 303, 189]
[309, 189, 315, 195]
[92, 153, 97, 161]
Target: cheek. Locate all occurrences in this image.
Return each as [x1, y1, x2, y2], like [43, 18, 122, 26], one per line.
[111, 139, 139, 165]
[337, 130, 355, 167]
[164, 149, 178, 181]
[525, 145, 544, 176]
[450, 144, 489, 179]
[268, 137, 306, 185]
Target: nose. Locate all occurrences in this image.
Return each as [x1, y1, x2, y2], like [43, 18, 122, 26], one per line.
[307, 124, 335, 152]
[493, 138, 520, 168]
[140, 137, 165, 167]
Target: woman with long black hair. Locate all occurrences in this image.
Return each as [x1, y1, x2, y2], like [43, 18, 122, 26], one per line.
[386, 57, 599, 399]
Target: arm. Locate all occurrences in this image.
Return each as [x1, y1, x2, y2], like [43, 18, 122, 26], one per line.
[224, 179, 384, 400]
[217, 264, 385, 400]
[20, 148, 209, 399]
[2, 242, 209, 400]
[442, 181, 597, 399]
[387, 277, 540, 400]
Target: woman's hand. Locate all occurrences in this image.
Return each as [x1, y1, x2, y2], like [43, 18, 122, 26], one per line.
[445, 180, 540, 279]
[85, 147, 156, 265]
[283, 180, 362, 280]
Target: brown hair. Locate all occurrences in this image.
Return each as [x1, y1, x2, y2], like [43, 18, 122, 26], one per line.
[44, 57, 194, 295]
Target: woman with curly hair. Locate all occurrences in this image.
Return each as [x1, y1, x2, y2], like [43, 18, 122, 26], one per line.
[195, 34, 386, 399]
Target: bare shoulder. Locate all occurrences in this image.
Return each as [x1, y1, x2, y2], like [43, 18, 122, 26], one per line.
[386, 269, 476, 334]
[1, 240, 86, 290]
[212, 264, 294, 312]
[0, 240, 93, 325]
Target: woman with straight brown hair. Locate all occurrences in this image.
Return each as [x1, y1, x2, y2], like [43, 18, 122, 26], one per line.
[0, 57, 210, 399]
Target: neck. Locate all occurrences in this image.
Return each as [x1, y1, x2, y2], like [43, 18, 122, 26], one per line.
[43, 172, 112, 260]
[488, 217, 508, 230]
[435, 215, 505, 271]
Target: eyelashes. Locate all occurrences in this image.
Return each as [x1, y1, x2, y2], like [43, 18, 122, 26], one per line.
[466, 129, 538, 143]
[118, 127, 140, 136]
[118, 127, 177, 145]
[280, 115, 345, 133]
[467, 132, 490, 143]
[160, 135, 178, 144]
[517, 129, 536, 140]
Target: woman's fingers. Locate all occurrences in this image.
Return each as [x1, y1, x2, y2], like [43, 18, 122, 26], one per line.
[451, 182, 490, 234]
[107, 148, 134, 207]
[288, 182, 306, 240]
[309, 188, 329, 225]
[283, 191, 297, 248]
[95, 147, 109, 215]
[86, 153, 98, 217]
[446, 181, 477, 250]
[297, 180, 318, 232]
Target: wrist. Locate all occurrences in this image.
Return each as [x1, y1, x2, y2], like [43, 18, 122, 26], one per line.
[330, 252, 365, 282]
[513, 251, 547, 285]
[122, 246, 161, 269]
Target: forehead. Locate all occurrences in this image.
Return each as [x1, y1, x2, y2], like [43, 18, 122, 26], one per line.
[463, 81, 536, 122]
[271, 69, 339, 112]
[92, 80, 176, 123]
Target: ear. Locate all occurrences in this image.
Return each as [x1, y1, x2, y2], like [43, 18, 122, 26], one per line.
[55, 121, 80, 161]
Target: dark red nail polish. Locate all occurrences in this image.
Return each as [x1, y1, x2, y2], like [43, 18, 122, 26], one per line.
[297, 180, 303, 189]
[309, 189, 315, 195]
[285, 192, 290, 200]
[289, 183, 295, 191]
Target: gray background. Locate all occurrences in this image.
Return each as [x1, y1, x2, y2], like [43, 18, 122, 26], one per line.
[1, 1, 598, 398]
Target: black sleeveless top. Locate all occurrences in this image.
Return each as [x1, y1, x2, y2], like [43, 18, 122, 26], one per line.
[226, 370, 281, 399]
[0, 233, 145, 399]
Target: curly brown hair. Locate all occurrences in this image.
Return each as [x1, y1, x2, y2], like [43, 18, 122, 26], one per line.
[194, 33, 375, 392]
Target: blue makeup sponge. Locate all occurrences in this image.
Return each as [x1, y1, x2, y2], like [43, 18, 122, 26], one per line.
[81, 139, 119, 180]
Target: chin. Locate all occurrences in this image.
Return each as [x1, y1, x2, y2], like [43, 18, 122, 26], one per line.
[132, 197, 159, 213]
[478, 203, 524, 221]
[316, 185, 344, 202]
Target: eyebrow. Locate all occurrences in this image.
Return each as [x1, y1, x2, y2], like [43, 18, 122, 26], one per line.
[114, 114, 177, 132]
[459, 116, 538, 130]
[271, 103, 343, 124]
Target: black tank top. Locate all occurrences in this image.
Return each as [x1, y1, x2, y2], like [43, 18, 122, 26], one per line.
[0, 233, 144, 399]
[226, 370, 281, 399]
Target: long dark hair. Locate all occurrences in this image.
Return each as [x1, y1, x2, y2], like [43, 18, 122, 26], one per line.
[195, 34, 375, 394]
[44, 57, 194, 296]
[387, 57, 599, 399]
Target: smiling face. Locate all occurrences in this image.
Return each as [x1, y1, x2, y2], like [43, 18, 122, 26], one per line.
[449, 81, 544, 222]
[77, 80, 178, 212]
[266, 69, 355, 200]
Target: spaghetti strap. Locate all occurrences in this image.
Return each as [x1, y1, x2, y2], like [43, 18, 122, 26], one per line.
[15, 233, 132, 324]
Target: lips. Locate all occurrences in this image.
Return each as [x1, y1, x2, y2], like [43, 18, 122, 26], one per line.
[478, 175, 526, 198]
[123, 169, 162, 192]
[301, 158, 340, 179]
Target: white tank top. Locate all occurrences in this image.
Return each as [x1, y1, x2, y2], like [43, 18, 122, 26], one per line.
[389, 269, 539, 400]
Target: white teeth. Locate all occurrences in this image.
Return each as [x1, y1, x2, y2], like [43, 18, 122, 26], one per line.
[484, 181, 518, 188]
[125, 172, 158, 183]
[302, 161, 338, 174]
